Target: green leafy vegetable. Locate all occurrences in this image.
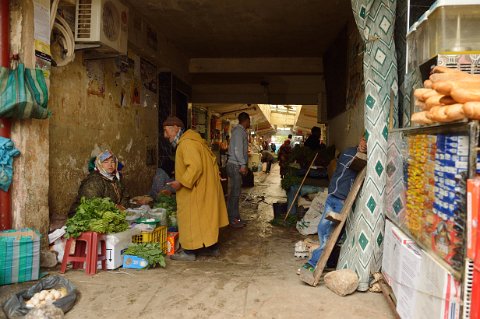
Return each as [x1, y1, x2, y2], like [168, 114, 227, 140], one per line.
[65, 197, 129, 238]
[280, 173, 302, 191]
[154, 194, 176, 211]
[154, 194, 177, 227]
[124, 243, 166, 268]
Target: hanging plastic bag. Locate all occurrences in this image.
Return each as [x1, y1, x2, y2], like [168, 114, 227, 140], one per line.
[3, 275, 77, 318]
[0, 63, 50, 119]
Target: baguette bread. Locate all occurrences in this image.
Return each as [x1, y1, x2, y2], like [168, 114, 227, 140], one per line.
[426, 106, 449, 122]
[425, 94, 456, 109]
[414, 88, 434, 102]
[451, 87, 480, 103]
[411, 111, 434, 125]
[432, 66, 462, 74]
[463, 101, 480, 120]
[444, 103, 466, 121]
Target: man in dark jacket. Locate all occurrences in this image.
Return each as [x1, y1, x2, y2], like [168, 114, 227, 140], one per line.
[304, 126, 326, 151]
[300, 137, 367, 273]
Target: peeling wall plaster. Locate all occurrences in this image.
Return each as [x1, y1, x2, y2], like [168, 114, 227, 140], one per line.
[49, 52, 160, 217]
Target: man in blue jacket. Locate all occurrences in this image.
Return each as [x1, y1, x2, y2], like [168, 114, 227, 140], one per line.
[300, 137, 367, 273]
[226, 112, 250, 228]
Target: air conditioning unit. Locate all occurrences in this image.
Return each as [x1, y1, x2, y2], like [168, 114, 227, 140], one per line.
[75, 0, 128, 55]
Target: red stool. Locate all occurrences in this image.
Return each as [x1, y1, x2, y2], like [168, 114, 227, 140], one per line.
[90, 232, 107, 274]
[60, 232, 107, 275]
[60, 232, 93, 274]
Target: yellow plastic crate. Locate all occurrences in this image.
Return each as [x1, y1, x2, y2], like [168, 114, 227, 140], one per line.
[132, 226, 167, 253]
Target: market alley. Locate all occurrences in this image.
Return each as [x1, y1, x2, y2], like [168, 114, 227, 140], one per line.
[20, 165, 392, 319]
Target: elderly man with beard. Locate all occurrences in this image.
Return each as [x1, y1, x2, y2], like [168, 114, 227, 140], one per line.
[163, 116, 229, 261]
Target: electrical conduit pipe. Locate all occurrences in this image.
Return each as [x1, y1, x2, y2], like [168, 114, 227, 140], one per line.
[0, 0, 12, 230]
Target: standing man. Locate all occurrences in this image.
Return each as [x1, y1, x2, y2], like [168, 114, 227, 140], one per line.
[304, 126, 326, 151]
[227, 112, 250, 228]
[163, 116, 229, 261]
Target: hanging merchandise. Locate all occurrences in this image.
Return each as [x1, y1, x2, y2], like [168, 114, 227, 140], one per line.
[0, 63, 50, 119]
[387, 122, 477, 275]
[0, 137, 20, 191]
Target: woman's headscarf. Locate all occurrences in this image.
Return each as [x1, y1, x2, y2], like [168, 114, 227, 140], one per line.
[95, 150, 120, 181]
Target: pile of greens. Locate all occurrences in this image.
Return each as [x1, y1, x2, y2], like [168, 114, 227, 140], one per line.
[154, 194, 177, 227]
[123, 243, 166, 268]
[154, 194, 176, 211]
[65, 197, 129, 238]
[270, 214, 298, 228]
[281, 173, 302, 191]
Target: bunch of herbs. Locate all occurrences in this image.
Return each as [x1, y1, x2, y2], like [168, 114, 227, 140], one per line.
[123, 243, 166, 268]
[65, 197, 129, 238]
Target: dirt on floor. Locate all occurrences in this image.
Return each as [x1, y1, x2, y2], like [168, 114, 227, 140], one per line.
[0, 164, 394, 319]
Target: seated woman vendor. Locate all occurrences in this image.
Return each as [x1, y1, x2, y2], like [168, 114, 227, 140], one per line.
[69, 150, 129, 217]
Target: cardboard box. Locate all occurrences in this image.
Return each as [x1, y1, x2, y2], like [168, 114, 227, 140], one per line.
[396, 242, 423, 319]
[0, 229, 40, 285]
[104, 230, 132, 270]
[167, 232, 179, 256]
[122, 255, 148, 269]
[413, 252, 461, 319]
[382, 219, 415, 296]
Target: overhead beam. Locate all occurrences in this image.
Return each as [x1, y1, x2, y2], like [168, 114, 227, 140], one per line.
[189, 58, 323, 75]
[192, 93, 319, 105]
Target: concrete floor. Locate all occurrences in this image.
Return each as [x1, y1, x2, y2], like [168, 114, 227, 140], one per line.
[1, 165, 393, 319]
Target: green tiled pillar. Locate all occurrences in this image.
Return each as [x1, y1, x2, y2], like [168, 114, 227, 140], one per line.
[338, 0, 399, 291]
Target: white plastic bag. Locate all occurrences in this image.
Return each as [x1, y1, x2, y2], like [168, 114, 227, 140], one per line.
[296, 189, 328, 235]
[52, 238, 66, 263]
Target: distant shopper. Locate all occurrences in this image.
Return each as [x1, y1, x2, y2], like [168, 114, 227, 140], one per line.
[163, 116, 229, 261]
[278, 139, 292, 178]
[270, 142, 277, 153]
[69, 150, 130, 217]
[262, 140, 269, 151]
[304, 126, 326, 151]
[299, 137, 367, 275]
[227, 112, 250, 228]
[261, 150, 274, 174]
[288, 134, 293, 141]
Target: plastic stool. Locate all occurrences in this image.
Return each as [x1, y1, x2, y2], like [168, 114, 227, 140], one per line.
[90, 232, 107, 274]
[60, 232, 93, 274]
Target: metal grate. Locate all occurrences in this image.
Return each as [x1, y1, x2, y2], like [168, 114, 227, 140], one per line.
[76, 0, 92, 39]
[438, 54, 480, 75]
[463, 259, 474, 319]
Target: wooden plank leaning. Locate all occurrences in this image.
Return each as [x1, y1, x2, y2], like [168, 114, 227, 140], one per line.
[283, 152, 319, 222]
[300, 167, 367, 286]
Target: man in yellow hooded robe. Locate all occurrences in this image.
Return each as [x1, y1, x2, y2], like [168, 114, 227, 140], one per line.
[163, 116, 229, 261]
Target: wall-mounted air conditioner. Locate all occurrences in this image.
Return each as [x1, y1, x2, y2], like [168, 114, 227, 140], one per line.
[75, 0, 128, 55]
